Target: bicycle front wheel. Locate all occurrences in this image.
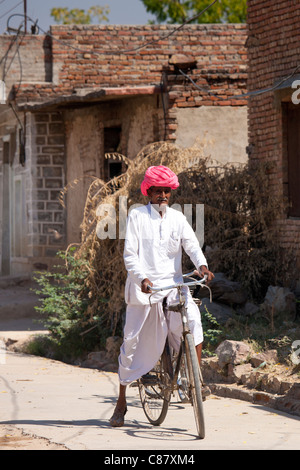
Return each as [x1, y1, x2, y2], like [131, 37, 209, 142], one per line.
[185, 333, 205, 439]
[138, 347, 172, 426]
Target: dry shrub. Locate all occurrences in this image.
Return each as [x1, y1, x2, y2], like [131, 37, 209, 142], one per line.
[64, 141, 297, 336]
[187, 160, 298, 297]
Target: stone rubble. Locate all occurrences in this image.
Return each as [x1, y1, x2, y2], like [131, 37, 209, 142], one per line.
[202, 339, 300, 417]
[196, 273, 297, 325]
[81, 335, 122, 372]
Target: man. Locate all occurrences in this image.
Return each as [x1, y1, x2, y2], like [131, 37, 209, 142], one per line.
[109, 165, 214, 427]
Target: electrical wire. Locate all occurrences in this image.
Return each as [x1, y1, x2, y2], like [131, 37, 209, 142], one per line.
[178, 62, 300, 101]
[3, 0, 300, 103]
[14, 36, 23, 94]
[0, 0, 23, 21]
[3, 30, 24, 80]
[0, 0, 218, 103]
[1, 21, 25, 82]
[6, 0, 218, 55]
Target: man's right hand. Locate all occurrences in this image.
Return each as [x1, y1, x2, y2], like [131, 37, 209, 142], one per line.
[141, 278, 153, 293]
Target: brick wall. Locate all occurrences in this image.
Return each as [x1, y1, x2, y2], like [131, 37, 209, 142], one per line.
[0, 34, 52, 95]
[30, 111, 65, 258]
[51, 24, 247, 92]
[13, 24, 247, 107]
[10, 24, 247, 142]
[247, 0, 300, 258]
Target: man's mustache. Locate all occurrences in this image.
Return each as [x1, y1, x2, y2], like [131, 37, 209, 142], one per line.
[157, 198, 168, 202]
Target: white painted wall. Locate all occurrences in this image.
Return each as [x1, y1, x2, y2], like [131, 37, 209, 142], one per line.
[175, 106, 248, 165]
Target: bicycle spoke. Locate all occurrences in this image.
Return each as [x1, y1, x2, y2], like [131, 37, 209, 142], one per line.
[138, 347, 171, 426]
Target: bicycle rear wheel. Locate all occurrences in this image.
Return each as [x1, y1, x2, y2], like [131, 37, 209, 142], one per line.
[138, 347, 172, 426]
[184, 333, 205, 439]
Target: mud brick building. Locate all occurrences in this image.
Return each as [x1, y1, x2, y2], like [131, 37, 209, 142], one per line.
[247, 0, 300, 267]
[0, 24, 247, 275]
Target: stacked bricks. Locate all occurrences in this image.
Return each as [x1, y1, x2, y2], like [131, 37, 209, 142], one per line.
[12, 24, 247, 143]
[247, 0, 300, 258]
[31, 111, 65, 258]
[0, 34, 52, 92]
[51, 24, 247, 93]
[13, 24, 247, 107]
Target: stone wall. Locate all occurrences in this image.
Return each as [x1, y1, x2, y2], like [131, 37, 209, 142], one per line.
[29, 111, 65, 260]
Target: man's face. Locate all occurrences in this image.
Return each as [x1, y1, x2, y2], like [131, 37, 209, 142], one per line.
[147, 186, 171, 207]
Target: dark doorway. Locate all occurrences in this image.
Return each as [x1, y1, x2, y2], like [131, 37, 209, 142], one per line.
[284, 103, 300, 218]
[104, 126, 123, 181]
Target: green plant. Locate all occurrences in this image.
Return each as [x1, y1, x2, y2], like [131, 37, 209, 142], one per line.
[141, 0, 247, 24]
[201, 305, 223, 355]
[33, 248, 109, 361]
[50, 6, 110, 25]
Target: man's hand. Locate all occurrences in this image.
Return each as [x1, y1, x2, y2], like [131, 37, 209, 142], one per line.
[141, 278, 153, 293]
[196, 265, 214, 283]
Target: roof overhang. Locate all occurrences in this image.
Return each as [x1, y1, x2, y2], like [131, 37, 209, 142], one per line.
[14, 85, 163, 112]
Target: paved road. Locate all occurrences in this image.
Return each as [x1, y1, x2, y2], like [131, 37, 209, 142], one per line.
[0, 350, 300, 451]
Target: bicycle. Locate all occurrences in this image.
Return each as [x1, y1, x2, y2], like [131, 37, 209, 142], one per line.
[136, 271, 211, 439]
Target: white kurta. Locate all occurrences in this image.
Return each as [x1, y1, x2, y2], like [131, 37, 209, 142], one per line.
[118, 203, 208, 386]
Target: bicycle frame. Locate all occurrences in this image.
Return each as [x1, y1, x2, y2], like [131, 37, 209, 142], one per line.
[138, 271, 210, 437]
[149, 272, 210, 392]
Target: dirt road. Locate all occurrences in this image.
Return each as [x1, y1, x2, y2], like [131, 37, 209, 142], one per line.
[0, 424, 67, 450]
[1, 350, 300, 451]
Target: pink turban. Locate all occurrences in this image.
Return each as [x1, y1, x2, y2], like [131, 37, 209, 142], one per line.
[141, 165, 179, 196]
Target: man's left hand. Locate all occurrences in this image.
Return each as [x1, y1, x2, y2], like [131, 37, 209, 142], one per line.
[196, 265, 214, 283]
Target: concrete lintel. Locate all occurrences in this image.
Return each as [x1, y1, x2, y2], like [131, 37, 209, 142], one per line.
[14, 85, 162, 112]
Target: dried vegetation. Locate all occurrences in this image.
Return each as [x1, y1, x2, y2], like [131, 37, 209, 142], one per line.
[60, 141, 298, 337]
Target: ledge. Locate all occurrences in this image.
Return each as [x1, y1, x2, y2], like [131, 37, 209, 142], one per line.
[14, 85, 163, 111]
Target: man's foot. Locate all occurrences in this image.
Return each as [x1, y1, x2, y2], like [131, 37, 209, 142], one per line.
[109, 405, 128, 427]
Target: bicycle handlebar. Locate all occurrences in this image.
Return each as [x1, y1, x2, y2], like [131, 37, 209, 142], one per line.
[148, 272, 208, 293]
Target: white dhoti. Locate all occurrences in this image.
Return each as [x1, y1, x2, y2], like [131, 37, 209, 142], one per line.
[118, 288, 203, 386]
